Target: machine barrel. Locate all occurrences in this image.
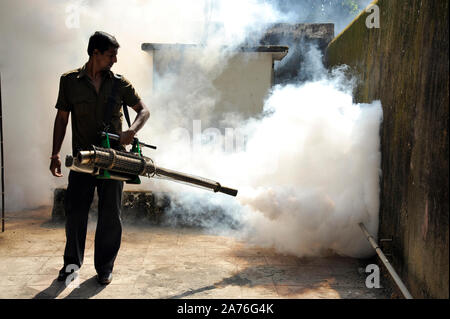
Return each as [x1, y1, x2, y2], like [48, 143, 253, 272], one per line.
[70, 146, 238, 197]
[154, 166, 238, 196]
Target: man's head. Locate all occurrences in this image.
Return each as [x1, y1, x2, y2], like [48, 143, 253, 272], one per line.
[87, 31, 120, 71]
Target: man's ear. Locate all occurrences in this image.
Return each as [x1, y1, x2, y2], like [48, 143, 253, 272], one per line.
[92, 49, 100, 56]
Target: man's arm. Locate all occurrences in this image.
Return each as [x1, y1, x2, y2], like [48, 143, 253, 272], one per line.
[50, 109, 70, 177]
[120, 100, 150, 145]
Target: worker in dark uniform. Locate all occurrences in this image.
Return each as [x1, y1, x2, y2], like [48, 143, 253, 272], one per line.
[50, 31, 150, 285]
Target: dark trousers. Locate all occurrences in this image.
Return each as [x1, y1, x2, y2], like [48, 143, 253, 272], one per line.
[63, 171, 124, 275]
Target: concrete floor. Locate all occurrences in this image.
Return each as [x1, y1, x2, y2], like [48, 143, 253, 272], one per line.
[0, 207, 388, 299]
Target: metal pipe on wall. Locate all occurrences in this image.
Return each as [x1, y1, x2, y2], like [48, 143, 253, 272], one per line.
[358, 222, 413, 299]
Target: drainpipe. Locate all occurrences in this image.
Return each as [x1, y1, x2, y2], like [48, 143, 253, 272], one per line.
[358, 222, 413, 299]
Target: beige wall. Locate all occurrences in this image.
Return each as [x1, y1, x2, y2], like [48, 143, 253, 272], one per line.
[212, 52, 273, 117]
[148, 47, 277, 119]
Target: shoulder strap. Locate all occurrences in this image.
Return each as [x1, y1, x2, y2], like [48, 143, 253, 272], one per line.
[104, 75, 132, 131]
[122, 101, 132, 128]
[103, 77, 121, 132]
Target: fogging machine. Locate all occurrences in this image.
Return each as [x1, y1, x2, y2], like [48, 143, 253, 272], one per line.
[65, 132, 238, 197]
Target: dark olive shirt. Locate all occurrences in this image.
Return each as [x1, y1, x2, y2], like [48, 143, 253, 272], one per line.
[55, 64, 141, 154]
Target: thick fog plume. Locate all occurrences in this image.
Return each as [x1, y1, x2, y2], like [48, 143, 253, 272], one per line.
[157, 44, 383, 258]
[239, 51, 382, 258]
[0, 1, 382, 258]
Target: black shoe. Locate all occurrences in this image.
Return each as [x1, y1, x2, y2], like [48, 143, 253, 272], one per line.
[96, 272, 113, 285]
[57, 265, 78, 282]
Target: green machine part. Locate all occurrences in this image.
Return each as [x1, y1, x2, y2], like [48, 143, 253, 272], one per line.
[127, 139, 142, 184]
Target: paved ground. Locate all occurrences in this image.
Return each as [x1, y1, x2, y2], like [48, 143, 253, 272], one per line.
[0, 207, 388, 299]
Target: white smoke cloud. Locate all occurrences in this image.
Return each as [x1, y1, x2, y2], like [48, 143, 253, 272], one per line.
[156, 43, 382, 258]
[237, 79, 382, 257]
[0, 0, 382, 258]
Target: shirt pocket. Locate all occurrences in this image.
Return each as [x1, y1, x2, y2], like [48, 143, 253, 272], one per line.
[72, 98, 95, 118]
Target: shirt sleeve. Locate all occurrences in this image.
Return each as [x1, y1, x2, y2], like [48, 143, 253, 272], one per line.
[55, 76, 71, 111]
[120, 76, 141, 107]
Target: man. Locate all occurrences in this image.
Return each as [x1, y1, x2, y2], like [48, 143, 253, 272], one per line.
[50, 31, 150, 285]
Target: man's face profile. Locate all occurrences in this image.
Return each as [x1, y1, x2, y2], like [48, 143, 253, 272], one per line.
[93, 47, 118, 71]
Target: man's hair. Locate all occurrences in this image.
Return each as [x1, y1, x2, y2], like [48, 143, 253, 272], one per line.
[87, 31, 120, 56]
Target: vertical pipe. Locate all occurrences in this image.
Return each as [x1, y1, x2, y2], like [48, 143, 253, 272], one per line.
[0, 73, 4, 232]
[358, 222, 413, 299]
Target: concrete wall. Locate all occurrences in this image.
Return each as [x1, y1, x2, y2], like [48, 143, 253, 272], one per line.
[259, 23, 335, 84]
[51, 189, 162, 224]
[211, 52, 273, 117]
[326, 0, 448, 298]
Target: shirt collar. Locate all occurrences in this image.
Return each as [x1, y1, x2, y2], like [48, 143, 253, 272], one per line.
[77, 63, 114, 79]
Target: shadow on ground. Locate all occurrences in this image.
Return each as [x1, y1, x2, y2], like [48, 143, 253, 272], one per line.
[33, 276, 107, 299]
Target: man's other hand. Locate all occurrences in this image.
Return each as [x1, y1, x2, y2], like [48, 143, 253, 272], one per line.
[120, 129, 136, 145]
[50, 157, 63, 177]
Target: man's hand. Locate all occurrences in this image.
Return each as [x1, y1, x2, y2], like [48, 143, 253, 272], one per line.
[119, 101, 149, 145]
[120, 129, 136, 145]
[50, 156, 63, 177]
